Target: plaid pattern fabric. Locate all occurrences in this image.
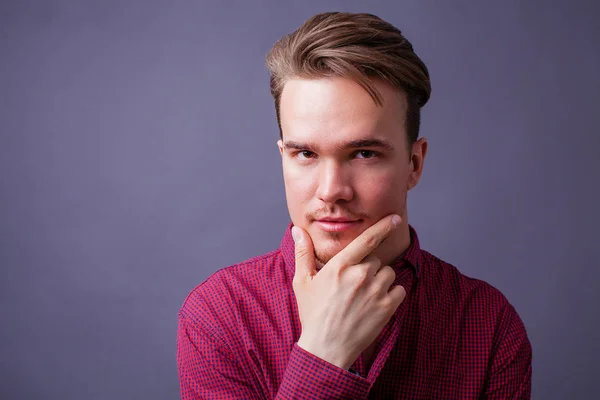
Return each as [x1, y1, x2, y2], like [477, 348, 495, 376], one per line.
[177, 223, 532, 399]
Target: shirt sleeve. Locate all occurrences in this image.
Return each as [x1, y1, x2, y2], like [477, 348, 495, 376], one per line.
[276, 344, 372, 399]
[177, 311, 372, 399]
[481, 303, 532, 399]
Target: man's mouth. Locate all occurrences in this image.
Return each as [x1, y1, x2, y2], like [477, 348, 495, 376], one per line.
[315, 219, 362, 232]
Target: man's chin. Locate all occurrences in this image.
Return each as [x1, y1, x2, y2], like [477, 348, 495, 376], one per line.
[311, 229, 352, 246]
[313, 241, 352, 268]
[307, 223, 364, 265]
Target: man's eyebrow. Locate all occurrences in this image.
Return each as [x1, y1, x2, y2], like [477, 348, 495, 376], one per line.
[283, 138, 395, 152]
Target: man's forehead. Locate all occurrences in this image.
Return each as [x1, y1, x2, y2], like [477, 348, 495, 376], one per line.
[279, 78, 407, 143]
[280, 78, 385, 120]
[280, 76, 407, 110]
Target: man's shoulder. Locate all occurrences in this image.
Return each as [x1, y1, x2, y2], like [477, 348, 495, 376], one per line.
[419, 249, 516, 318]
[179, 248, 286, 322]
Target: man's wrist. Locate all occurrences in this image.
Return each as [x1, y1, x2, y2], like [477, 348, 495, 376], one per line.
[296, 338, 353, 370]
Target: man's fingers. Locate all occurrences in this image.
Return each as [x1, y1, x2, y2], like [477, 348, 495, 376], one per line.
[387, 284, 406, 306]
[292, 225, 316, 281]
[332, 214, 401, 268]
[360, 254, 382, 276]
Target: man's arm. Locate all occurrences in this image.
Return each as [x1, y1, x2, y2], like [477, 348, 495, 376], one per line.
[177, 312, 261, 399]
[481, 303, 532, 399]
[177, 311, 372, 400]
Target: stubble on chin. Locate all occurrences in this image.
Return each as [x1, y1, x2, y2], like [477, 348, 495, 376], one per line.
[314, 251, 331, 270]
[313, 231, 348, 270]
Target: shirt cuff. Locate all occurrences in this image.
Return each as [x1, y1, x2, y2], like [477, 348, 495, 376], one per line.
[277, 343, 371, 399]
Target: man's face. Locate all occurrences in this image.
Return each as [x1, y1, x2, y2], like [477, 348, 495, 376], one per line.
[278, 76, 426, 267]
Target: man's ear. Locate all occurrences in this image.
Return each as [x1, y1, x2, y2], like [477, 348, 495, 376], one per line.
[407, 137, 428, 191]
[277, 139, 284, 156]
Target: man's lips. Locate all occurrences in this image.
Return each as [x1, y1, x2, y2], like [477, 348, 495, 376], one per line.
[315, 219, 362, 232]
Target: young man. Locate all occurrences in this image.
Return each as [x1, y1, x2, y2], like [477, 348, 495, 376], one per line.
[177, 12, 532, 399]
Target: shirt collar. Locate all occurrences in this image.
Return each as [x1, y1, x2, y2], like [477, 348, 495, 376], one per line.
[280, 221, 422, 278]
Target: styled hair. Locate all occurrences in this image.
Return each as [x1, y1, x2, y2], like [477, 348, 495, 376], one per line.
[265, 12, 431, 148]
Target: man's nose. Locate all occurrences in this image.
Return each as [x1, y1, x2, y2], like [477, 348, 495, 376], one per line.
[315, 160, 353, 203]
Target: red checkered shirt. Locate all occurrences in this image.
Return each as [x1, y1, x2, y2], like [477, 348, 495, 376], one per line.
[177, 223, 532, 399]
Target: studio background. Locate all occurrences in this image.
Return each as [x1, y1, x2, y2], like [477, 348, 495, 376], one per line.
[1, 0, 598, 399]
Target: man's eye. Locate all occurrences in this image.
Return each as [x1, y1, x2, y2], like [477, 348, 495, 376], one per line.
[355, 150, 377, 159]
[298, 151, 315, 159]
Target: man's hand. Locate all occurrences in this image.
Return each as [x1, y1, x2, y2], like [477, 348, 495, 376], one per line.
[292, 214, 407, 370]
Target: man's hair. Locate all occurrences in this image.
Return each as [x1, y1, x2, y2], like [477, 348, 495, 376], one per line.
[265, 12, 431, 149]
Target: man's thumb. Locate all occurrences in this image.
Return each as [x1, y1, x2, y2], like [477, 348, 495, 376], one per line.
[291, 226, 316, 279]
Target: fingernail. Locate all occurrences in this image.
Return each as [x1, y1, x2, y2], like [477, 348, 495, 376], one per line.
[291, 226, 301, 243]
[392, 215, 401, 227]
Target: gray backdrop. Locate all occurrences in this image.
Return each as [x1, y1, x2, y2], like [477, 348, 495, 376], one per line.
[1, 0, 598, 399]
